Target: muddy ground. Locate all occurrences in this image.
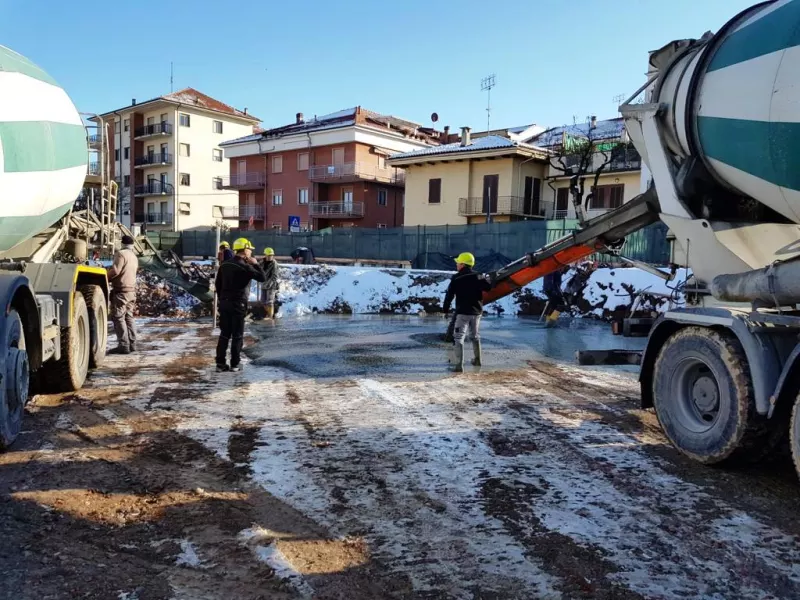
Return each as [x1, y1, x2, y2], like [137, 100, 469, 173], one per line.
[2, 318, 800, 599]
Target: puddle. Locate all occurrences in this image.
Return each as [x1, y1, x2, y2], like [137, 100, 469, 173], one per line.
[246, 315, 646, 381]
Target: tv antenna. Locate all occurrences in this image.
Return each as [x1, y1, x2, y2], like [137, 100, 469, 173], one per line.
[481, 74, 496, 132]
[170, 62, 174, 92]
[613, 93, 626, 106]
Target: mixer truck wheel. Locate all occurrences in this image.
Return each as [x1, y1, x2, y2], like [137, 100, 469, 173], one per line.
[652, 327, 772, 466]
[790, 395, 800, 482]
[0, 310, 28, 449]
[81, 284, 107, 369]
[40, 293, 91, 393]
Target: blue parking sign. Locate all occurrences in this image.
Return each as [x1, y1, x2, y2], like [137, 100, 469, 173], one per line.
[288, 215, 301, 232]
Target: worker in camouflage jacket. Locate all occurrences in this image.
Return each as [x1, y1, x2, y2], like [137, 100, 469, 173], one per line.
[260, 247, 279, 319]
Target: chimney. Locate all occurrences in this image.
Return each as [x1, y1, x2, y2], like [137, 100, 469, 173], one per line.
[590, 115, 597, 129]
[460, 126, 471, 147]
[244, 107, 248, 115]
[296, 112, 304, 124]
[443, 125, 450, 141]
[131, 98, 136, 106]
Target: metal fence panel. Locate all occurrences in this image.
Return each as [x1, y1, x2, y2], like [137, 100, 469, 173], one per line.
[168, 219, 671, 265]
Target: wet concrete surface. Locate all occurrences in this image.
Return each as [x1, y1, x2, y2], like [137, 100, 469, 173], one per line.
[245, 315, 647, 381]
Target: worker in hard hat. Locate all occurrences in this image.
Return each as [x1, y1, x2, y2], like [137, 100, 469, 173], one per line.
[218, 241, 233, 263]
[260, 247, 279, 319]
[442, 252, 492, 372]
[214, 237, 265, 372]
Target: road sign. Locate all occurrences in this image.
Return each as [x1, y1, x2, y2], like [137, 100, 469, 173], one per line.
[288, 215, 301, 233]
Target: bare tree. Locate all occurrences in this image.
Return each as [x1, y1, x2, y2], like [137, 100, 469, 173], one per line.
[541, 119, 613, 225]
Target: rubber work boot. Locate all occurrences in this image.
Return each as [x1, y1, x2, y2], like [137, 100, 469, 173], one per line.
[266, 305, 274, 319]
[216, 363, 230, 372]
[453, 344, 464, 373]
[471, 340, 482, 366]
[545, 309, 561, 327]
[129, 342, 137, 353]
[108, 346, 130, 355]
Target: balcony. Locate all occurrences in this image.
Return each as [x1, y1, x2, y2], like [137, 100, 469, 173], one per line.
[88, 162, 101, 176]
[135, 212, 174, 226]
[219, 205, 265, 220]
[135, 152, 173, 168]
[458, 196, 548, 219]
[308, 162, 405, 185]
[134, 182, 174, 196]
[217, 172, 266, 190]
[134, 122, 173, 139]
[309, 201, 365, 218]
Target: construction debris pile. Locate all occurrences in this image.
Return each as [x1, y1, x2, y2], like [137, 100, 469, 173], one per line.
[135, 270, 211, 318]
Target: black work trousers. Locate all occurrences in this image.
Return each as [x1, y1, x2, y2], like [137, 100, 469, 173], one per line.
[216, 299, 247, 367]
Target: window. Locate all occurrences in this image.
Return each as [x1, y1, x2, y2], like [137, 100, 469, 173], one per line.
[590, 184, 624, 210]
[147, 116, 155, 126]
[123, 119, 129, 132]
[160, 142, 168, 156]
[272, 155, 283, 173]
[180, 173, 191, 186]
[147, 145, 155, 156]
[180, 143, 190, 157]
[378, 189, 387, 206]
[297, 152, 309, 171]
[272, 189, 283, 205]
[213, 120, 223, 134]
[114, 148, 120, 161]
[213, 176, 223, 190]
[160, 113, 168, 124]
[123, 147, 130, 160]
[123, 175, 130, 187]
[377, 155, 386, 169]
[212, 148, 223, 162]
[179, 113, 190, 127]
[332, 147, 345, 165]
[115, 121, 121, 134]
[428, 178, 441, 204]
[298, 188, 309, 205]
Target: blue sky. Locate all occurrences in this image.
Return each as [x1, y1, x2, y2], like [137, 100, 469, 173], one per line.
[1, 0, 754, 131]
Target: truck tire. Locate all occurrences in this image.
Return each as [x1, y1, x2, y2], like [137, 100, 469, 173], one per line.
[81, 284, 107, 369]
[0, 310, 28, 449]
[652, 326, 771, 465]
[41, 293, 91, 393]
[790, 395, 800, 481]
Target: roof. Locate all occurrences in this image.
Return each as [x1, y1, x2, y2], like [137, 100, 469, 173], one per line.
[221, 106, 433, 147]
[528, 117, 625, 146]
[387, 135, 548, 161]
[98, 87, 260, 122]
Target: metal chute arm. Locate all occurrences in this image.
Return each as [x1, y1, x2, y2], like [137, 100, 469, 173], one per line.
[482, 189, 661, 305]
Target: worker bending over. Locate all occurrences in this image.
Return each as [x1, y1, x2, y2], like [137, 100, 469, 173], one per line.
[107, 234, 139, 355]
[443, 252, 491, 372]
[260, 247, 279, 319]
[215, 238, 265, 372]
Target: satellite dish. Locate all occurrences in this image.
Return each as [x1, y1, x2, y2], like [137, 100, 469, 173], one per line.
[431, 112, 439, 123]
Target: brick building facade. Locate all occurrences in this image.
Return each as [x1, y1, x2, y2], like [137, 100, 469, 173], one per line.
[220, 107, 439, 231]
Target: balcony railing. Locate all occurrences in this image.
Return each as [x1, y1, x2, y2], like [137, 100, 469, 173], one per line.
[88, 162, 101, 176]
[134, 122, 173, 138]
[135, 152, 173, 167]
[134, 182, 174, 196]
[308, 162, 405, 185]
[219, 205, 265, 220]
[458, 196, 549, 218]
[135, 212, 174, 225]
[217, 172, 266, 190]
[309, 201, 365, 218]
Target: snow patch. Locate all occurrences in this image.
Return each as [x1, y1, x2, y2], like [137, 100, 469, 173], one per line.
[175, 539, 203, 568]
[238, 527, 314, 597]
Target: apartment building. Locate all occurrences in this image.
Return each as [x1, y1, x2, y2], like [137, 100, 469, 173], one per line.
[387, 127, 551, 226]
[219, 107, 439, 231]
[94, 89, 260, 231]
[529, 117, 642, 220]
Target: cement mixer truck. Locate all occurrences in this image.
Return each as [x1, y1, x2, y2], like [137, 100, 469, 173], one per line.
[0, 46, 117, 448]
[481, 0, 800, 478]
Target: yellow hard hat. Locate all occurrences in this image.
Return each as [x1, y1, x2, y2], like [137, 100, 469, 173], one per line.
[263, 247, 275, 256]
[220, 241, 230, 248]
[455, 252, 475, 267]
[232, 237, 254, 251]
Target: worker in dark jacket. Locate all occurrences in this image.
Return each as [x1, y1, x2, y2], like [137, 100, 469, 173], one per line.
[443, 252, 492, 372]
[542, 266, 567, 325]
[218, 241, 234, 263]
[214, 238, 265, 372]
[260, 247, 279, 319]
